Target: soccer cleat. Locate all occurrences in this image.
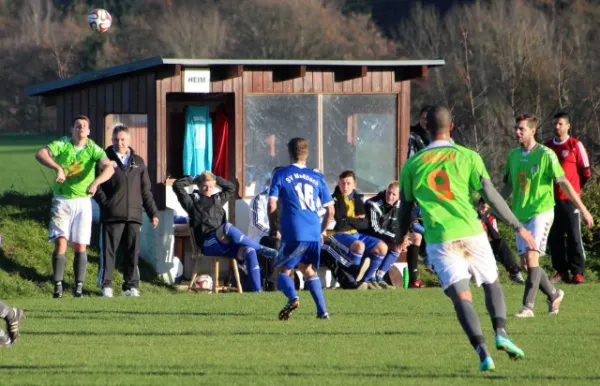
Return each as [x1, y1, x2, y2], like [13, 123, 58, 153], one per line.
[367, 280, 381, 290]
[356, 282, 370, 291]
[510, 272, 525, 284]
[548, 289, 565, 315]
[377, 280, 394, 290]
[278, 297, 300, 321]
[317, 312, 330, 320]
[122, 288, 140, 297]
[572, 274, 584, 284]
[101, 287, 114, 298]
[53, 282, 63, 298]
[409, 280, 425, 288]
[6, 308, 25, 343]
[551, 272, 569, 284]
[258, 247, 279, 260]
[479, 356, 496, 372]
[0, 329, 11, 348]
[515, 306, 535, 318]
[495, 335, 525, 360]
[73, 282, 83, 298]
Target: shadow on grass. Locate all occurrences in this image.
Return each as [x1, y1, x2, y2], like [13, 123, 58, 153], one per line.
[0, 191, 52, 225]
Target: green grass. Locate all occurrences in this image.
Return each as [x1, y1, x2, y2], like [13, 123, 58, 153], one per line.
[1, 286, 600, 385]
[0, 133, 57, 194]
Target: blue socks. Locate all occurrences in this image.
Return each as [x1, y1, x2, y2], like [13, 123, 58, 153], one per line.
[277, 273, 297, 301]
[349, 251, 363, 265]
[305, 276, 327, 317]
[376, 251, 400, 281]
[242, 248, 262, 292]
[363, 254, 384, 281]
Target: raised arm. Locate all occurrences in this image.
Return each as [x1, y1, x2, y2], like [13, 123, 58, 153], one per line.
[173, 176, 195, 213]
[215, 176, 237, 203]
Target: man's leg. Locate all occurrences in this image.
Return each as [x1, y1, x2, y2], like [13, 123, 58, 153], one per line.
[275, 242, 302, 320]
[564, 201, 586, 281]
[0, 300, 24, 343]
[52, 237, 68, 298]
[300, 242, 328, 318]
[376, 244, 400, 282]
[406, 232, 423, 287]
[361, 239, 387, 283]
[237, 246, 262, 292]
[72, 243, 88, 297]
[549, 203, 569, 282]
[70, 198, 94, 297]
[217, 223, 278, 259]
[445, 280, 494, 371]
[122, 222, 142, 294]
[99, 223, 124, 294]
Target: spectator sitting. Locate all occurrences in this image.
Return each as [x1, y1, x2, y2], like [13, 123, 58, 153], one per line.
[477, 198, 525, 284]
[173, 172, 279, 292]
[326, 170, 389, 290]
[365, 181, 424, 288]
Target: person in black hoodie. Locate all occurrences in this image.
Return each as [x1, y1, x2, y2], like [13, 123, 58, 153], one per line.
[408, 105, 432, 158]
[172, 171, 279, 292]
[94, 124, 159, 297]
[365, 181, 424, 288]
[326, 170, 388, 289]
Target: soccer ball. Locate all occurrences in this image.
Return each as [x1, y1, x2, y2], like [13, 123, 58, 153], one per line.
[193, 274, 214, 293]
[88, 9, 112, 33]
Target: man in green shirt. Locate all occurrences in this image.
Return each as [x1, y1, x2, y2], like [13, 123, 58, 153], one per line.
[502, 114, 594, 318]
[397, 106, 536, 372]
[35, 115, 114, 298]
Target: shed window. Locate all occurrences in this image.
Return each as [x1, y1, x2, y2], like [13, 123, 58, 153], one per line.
[244, 94, 397, 197]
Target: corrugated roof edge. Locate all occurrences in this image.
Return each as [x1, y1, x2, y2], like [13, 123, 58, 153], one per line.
[26, 56, 445, 96]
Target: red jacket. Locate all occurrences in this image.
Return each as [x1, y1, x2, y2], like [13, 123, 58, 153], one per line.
[544, 137, 591, 200]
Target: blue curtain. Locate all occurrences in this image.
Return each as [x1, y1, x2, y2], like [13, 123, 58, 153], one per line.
[183, 105, 213, 176]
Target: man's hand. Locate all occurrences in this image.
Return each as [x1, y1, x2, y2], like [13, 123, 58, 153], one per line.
[517, 227, 537, 252]
[399, 236, 411, 252]
[152, 217, 160, 229]
[86, 181, 99, 195]
[582, 210, 594, 228]
[56, 167, 66, 183]
[355, 214, 365, 219]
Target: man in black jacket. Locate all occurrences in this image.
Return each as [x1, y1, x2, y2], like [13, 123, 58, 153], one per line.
[366, 181, 424, 288]
[94, 124, 159, 297]
[408, 105, 432, 158]
[173, 171, 278, 292]
[326, 170, 388, 289]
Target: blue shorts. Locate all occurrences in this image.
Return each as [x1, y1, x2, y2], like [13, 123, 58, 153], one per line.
[331, 233, 382, 255]
[274, 241, 321, 270]
[201, 232, 240, 258]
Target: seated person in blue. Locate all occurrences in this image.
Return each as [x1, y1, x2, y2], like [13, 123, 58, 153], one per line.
[173, 171, 278, 292]
[326, 170, 388, 290]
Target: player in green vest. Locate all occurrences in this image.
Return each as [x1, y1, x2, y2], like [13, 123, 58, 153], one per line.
[36, 115, 114, 298]
[501, 114, 594, 318]
[397, 105, 535, 372]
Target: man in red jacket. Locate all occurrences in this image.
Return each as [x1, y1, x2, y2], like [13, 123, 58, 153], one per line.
[544, 112, 592, 284]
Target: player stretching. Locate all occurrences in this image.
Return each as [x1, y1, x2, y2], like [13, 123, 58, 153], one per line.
[397, 106, 535, 371]
[502, 114, 594, 318]
[268, 138, 334, 320]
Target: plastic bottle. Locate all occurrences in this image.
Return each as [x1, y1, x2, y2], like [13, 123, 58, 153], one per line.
[403, 266, 409, 288]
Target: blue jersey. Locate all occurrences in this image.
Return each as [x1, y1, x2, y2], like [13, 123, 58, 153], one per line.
[269, 164, 333, 242]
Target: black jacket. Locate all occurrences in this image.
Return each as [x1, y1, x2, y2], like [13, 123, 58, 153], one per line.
[94, 146, 158, 224]
[330, 187, 368, 233]
[365, 190, 399, 244]
[172, 176, 236, 244]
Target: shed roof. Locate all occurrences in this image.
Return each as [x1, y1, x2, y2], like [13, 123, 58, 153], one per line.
[26, 56, 445, 96]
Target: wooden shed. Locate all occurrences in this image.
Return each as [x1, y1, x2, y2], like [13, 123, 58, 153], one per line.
[26, 56, 444, 213]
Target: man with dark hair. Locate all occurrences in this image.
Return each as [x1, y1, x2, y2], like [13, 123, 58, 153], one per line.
[365, 181, 424, 288]
[502, 114, 594, 318]
[35, 115, 115, 298]
[327, 170, 389, 289]
[408, 105, 432, 158]
[94, 124, 159, 297]
[0, 301, 24, 347]
[268, 137, 335, 319]
[397, 105, 534, 371]
[544, 112, 592, 284]
[174, 171, 278, 292]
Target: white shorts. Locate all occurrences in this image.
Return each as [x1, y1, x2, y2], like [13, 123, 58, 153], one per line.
[49, 196, 93, 245]
[426, 233, 498, 290]
[515, 210, 554, 256]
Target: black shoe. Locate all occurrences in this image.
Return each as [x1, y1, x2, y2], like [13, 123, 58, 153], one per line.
[317, 312, 330, 320]
[73, 282, 83, 298]
[6, 309, 24, 343]
[53, 282, 63, 298]
[279, 297, 300, 321]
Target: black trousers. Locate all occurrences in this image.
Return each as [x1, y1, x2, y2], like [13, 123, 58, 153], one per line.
[490, 238, 520, 274]
[99, 222, 141, 290]
[549, 200, 586, 275]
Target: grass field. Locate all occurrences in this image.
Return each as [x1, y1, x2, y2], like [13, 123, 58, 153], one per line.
[0, 133, 56, 194]
[1, 286, 600, 385]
